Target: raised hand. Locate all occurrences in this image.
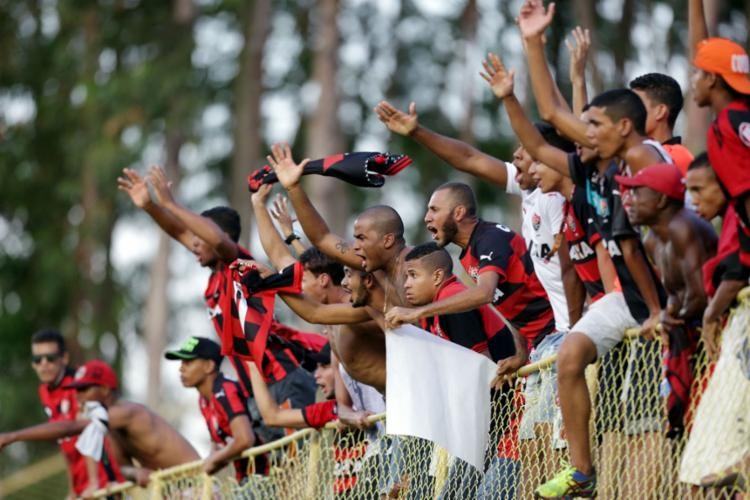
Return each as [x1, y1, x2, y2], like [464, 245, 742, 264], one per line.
[374, 101, 419, 137]
[146, 166, 176, 206]
[517, 0, 556, 39]
[270, 194, 296, 237]
[480, 53, 516, 100]
[266, 143, 309, 190]
[565, 26, 591, 84]
[250, 183, 273, 208]
[117, 168, 151, 208]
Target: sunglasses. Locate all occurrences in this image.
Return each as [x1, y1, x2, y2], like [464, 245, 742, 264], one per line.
[31, 353, 62, 364]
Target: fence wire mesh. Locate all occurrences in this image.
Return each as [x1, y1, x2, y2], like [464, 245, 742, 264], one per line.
[91, 293, 750, 499]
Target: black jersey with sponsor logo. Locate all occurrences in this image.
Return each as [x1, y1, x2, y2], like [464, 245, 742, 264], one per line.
[564, 188, 605, 302]
[568, 154, 667, 322]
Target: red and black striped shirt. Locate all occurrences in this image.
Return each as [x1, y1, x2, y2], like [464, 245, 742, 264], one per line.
[421, 275, 516, 361]
[199, 374, 267, 480]
[459, 220, 555, 349]
[563, 189, 605, 303]
[204, 247, 302, 391]
[39, 368, 123, 495]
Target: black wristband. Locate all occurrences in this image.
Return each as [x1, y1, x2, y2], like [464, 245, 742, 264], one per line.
[284, 233, 300, 245]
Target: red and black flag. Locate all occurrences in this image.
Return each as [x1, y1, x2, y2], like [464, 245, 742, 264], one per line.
[247, 152, 411, 192]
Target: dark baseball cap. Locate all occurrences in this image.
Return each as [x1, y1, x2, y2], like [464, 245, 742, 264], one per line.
[164, 336, 223, 368]
[306, 342, 332, 366]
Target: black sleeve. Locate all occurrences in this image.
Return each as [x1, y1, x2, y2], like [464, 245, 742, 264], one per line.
[472, 225, 514, 279]
[436, 310, 488, 351]
[717, 251, 750, 283]
[568, 153, 587, 188]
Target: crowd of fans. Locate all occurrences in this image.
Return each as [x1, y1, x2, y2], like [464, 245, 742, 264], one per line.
[1, 0, 749, 498]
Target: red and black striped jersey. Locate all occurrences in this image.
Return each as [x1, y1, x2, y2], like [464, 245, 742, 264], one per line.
[459, 220, 555, 349]
[707, 100, 750, 268]
[204, 247, 302, 389]
[199, 374, 267, 480]
[421, 275, 516, 362]
[563, 189, 605, 303]
[39, 369, 123, 494]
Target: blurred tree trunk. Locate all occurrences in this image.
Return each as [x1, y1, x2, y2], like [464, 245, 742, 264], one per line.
[231, 0, 271, 247]
[613, 0, 635, 85]
[144, 132, 182, 410]
[685, 1, 721, 151]
[458, 0, 478, 144]
[304, 0, 348, 234]
[572, 0, 603, 94]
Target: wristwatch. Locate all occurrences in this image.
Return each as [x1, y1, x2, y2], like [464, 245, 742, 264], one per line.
[284, 233, 300, 245]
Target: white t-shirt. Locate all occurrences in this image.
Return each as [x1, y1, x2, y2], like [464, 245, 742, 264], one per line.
[339, 364, 385, 438]
[506, 162, 569, 332]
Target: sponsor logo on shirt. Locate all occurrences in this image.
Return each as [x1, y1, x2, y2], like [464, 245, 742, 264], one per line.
[531, 213, 541, 231]
[739, 122, 750, 148]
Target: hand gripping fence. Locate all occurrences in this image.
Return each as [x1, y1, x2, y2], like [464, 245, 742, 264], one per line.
[90, 288, 750, 499]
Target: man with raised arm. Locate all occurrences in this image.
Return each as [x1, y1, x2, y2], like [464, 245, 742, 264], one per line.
[688, 0, 750, 291]
[250, 184, 386, 411]
[264, 143, 412, 309]
[373, 100, 579, 339]
[117, 166, 317, 440]
[480, 44, 668, 496]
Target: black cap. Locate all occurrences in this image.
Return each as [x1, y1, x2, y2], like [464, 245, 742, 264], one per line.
[305, 342, 332, 366]
[164, 336, 223, 368]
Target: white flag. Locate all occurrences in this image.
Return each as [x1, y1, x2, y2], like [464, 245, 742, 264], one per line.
[385, 324, 496, 470]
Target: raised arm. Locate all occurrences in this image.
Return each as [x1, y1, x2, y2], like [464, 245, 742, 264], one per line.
[251, 185, 297, 270]
[270, 194, 307, 256]
[566, 27, 591, 116]
[117, 168, 194, 250]
[689, 0, 709, 58]
[248, 363, 307, 429]
[374, 101, 510, 188]
[266, 143, 364, 270]
[518, 1, 592, 146]
[0, 419, 86, 449]
[279, 293, 372, 325]
[148, 166, 239, 262]
[480, 52, 570, 175]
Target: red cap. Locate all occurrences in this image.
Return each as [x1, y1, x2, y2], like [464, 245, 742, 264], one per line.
[63, 360, 119, 390]
[614, 163, 685, 201]
[693, 38, 750, 95]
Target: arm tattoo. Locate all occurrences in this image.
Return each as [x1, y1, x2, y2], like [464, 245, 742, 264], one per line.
[335, 240, 351, 255]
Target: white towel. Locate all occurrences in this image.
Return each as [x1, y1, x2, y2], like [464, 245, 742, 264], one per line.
[75, 401, 109, 460]
[385, 324, 497, 471]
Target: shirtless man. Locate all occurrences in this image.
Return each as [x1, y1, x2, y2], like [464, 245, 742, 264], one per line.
[618, 163, 717, 433]
[0, 360, 198, 484]
[250, 184, 388, 400]
[265, 143, 411, 309]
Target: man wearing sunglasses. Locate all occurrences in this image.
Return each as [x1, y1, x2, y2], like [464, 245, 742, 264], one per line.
[0, 330, 123, 498]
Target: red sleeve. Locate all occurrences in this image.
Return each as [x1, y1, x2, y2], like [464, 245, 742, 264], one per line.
[708, 105, 750, 198]
[301, 400, 337, 429]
